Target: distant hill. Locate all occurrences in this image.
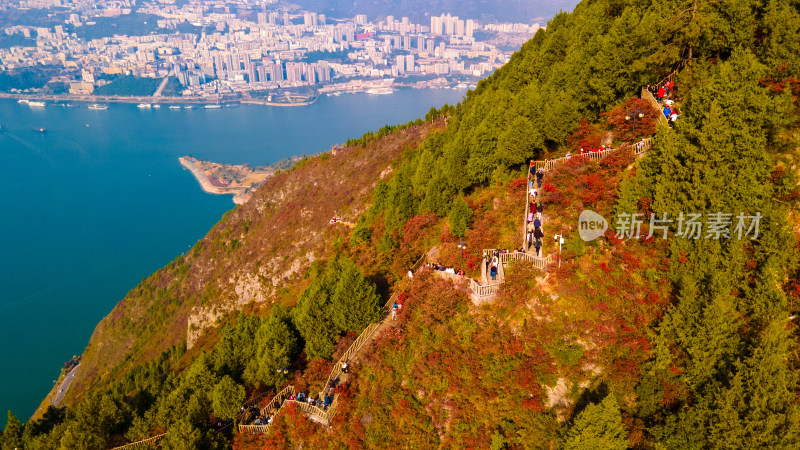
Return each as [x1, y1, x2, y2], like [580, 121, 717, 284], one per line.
[292, 0, 581, 23]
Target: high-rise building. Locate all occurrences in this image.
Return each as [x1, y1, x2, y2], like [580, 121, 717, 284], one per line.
[355, 14, 367, 25]
[403, 34, 411, 50]
[257, 12, 267, 25]
[303, 12, 317, 27]
[466, 19, 476, 37]
[405, 54, 415, 72]
[268, 11, 278, 25]
[284, 62, 300, 82]
[430, 16, 442, 35]
[444, 14, 456, 35]
[319, 14, 326, 25]
[455, 19, 465, 36]
[395, 55, 405, 73]
[283, 12, 290, 26]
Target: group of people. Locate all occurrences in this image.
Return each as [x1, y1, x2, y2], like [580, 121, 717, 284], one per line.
[486, 250, 505, 281]
[391, 299, 404, 319]
[655, 80, 675, 102]
[662, 100, 680, 128]
[527, 162, 548, 257]
[529, 162, 545, 186]
[647, 82, 680, 128]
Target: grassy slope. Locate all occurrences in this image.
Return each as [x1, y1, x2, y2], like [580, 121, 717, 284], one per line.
[63, 119, 447, 407]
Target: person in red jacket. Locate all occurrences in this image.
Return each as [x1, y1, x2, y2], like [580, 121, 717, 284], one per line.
[657, 86, 666, 102]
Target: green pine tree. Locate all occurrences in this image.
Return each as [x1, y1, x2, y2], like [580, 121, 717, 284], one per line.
[563, 396, 627, 450]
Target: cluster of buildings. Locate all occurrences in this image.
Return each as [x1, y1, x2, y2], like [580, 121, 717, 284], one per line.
[0, 0, 542, 98]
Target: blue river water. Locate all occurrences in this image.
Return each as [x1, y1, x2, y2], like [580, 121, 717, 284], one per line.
[0, 88, 465, 420]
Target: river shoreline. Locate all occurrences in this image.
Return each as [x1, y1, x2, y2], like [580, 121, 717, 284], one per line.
[0, 92, 317, 107]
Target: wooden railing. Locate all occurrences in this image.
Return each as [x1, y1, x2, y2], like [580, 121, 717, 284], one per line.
[239, 423, 272, 434]
[286, 400, 330, 423]
[109, 433, 165, 449]
[532, 138, 651, 173]
[641, 88, 669, 126]
[260, 385, 295, 417]
[513, 251, 557, 269]
[239, 385, 296, 433]
[652, 63, 684, 92]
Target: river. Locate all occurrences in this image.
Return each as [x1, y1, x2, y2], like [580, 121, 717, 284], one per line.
[0, 88, 466, 420]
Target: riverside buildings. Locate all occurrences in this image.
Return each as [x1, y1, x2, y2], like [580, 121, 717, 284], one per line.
[0, 0, 541, 97]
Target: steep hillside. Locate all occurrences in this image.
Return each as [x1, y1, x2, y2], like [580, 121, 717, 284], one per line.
[65, 119, 446, 405]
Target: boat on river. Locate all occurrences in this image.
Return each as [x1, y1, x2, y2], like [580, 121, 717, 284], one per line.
[137, 103, 152, 109]
[88, 104, 108, 110]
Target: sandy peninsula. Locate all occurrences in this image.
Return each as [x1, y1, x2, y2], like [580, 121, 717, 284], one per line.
[179, 156, 274, 204]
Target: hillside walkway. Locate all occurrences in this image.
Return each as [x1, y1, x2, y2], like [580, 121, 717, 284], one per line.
[152, 77, 170, 98]
[111, 69, 681, 448]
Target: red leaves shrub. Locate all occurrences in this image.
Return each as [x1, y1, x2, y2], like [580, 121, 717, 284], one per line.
[600, 149, 635, 171]
[604, 97, 659, 142]
[508, 177, 528, 193]
[579, 172, 605, 206]
[544, 182, 556, 192]
[566, 118, 604, 151]
[402, 213, 439, 244]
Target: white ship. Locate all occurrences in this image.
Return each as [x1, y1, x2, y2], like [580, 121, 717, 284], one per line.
[28, 101, 46, 107]
[169, 105, 181, 109]
[137, 103, 152, 109]
[17, 99, 29, 104]
[88, 104, 108, 110]
[152, 104, 161, 109]
[204, 104, 221, 109]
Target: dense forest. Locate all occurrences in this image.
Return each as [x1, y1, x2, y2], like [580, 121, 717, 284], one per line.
[3, 0, 800, 448]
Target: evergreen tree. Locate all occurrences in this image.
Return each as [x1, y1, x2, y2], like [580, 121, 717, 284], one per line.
[59, 392, 126, 450]
[244, 308, 300, 387]
[293, 281, 338, 359]
[448, 196, 473, 237]
[211, 375, 245, 421]
[1, 411, 23, 450]
[563, 396, 627, 450]
[331, 258, 381, 332]
[161, 419, 202, 450]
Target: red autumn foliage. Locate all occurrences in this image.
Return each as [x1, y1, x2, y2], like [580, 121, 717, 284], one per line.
[603, 97, 660, 142]
[402, 213, 439, 244]
[566, 118, 605, 151]
[508, 177, 528, 192]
